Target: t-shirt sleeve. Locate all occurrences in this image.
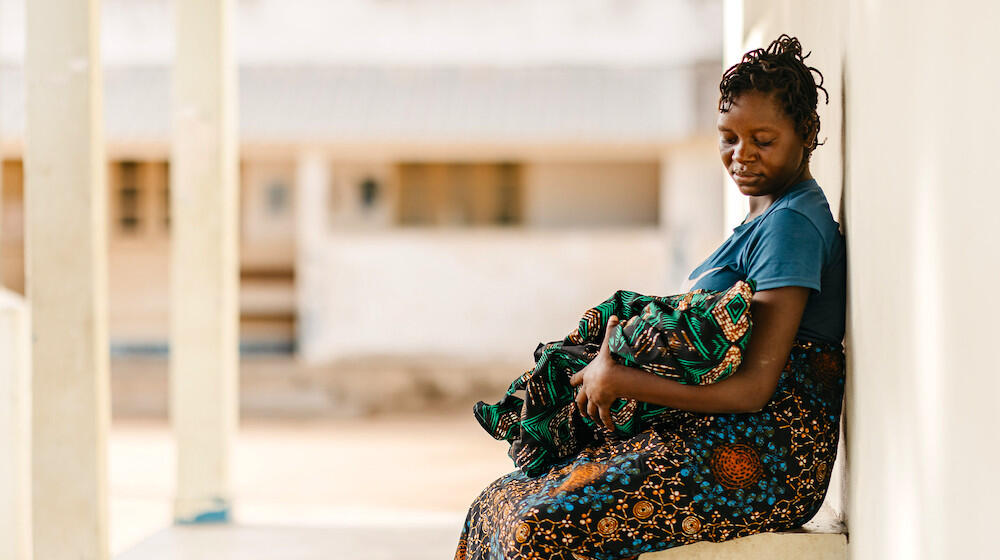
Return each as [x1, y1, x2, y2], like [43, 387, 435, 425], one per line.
[744, 208, 825, 294]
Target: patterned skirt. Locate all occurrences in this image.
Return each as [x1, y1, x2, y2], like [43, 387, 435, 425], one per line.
[454, 339, 845, 560]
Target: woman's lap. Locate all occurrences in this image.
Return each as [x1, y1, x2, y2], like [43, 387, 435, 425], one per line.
[455, 339, 845, 560]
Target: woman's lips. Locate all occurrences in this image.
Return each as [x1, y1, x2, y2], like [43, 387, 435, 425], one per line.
[733, 171, 759, 183]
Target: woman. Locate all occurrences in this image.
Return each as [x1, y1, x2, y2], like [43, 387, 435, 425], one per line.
[455, 34, 846, 560]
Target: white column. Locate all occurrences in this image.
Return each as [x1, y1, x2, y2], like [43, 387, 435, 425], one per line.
[294, 151, 329, 363]
[170, 0, 239, 524]
[0, 289, 31, 560]
[25, 1, 109, 558]
[659, 138, 726, 293]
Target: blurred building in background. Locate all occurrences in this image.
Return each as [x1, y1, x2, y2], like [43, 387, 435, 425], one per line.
[0, 0, 724, 372]
[6, 0, 999, 559]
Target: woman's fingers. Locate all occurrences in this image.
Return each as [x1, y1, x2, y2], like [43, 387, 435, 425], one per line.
[575, 387, 589, 418]
[587, 399, 600, 422]
[569, 370, 583, 387]
[598, 401, 615, 431]
[600, 315, 619, 354]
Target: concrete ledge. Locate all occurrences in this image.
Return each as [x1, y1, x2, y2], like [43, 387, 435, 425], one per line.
[641, 531, 846, 559]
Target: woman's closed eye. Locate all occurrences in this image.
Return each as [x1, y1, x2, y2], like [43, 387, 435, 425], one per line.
[720, 136, 774, 147]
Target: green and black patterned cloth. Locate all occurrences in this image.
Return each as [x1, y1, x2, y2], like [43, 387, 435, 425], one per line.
[474, 279, 756, 477]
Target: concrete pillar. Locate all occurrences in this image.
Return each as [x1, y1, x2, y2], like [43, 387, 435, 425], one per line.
[0, 289, 31, 560]
[294, 151, 329, 363]
[170, 0, 239, 524]
[659, 138, 726, 293]
[25, 1, 110, 558]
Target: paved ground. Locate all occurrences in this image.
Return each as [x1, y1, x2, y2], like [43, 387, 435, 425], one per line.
[111, 411, 844, 559]
[116, 525, 465, 560]
[110, 412, 514, 558]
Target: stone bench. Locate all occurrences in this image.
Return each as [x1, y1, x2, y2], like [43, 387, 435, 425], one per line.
[640, 529, 846, 559]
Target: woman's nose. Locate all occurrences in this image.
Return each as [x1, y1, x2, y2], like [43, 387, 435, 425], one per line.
[733, 140, 756, 162]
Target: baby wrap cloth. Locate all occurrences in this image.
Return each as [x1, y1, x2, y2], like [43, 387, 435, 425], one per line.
[474, 279, 757, 477]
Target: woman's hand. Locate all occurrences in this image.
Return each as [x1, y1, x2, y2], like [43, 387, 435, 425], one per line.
[569, 315, 623, 431]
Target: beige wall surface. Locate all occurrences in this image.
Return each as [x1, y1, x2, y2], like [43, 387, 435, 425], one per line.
[523, 161, 660, 228]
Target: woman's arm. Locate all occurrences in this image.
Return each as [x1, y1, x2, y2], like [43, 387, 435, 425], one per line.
[570, 285, 811, 428]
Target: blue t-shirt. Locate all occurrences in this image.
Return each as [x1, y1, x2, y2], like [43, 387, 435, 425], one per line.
[686, 178, 846, 344]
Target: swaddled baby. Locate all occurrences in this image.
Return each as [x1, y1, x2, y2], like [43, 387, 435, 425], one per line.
[474, 279, 756, 477]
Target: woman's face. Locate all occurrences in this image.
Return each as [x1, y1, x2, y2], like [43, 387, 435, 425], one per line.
[717, 90, 810, 198]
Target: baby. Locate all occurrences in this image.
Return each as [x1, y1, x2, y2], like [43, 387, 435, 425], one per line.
[474, 279, 756, 477]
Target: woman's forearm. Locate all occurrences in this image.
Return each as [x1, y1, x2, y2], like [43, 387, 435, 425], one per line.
[609, 362, 765, 414]
[584, 287, 806, 417]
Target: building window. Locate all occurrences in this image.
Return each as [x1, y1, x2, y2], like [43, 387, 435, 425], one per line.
[497, 162, 518, 225]
[359, 177, 379, 209]
[266, 181, 289, 216]
[397, 162, 522, 226]
[118, 161, 141, 233]
[163, 185, 170, 229]
[162, 161, 171, 230]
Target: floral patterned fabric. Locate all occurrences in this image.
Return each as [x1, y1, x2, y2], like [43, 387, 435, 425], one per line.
[474, 280, 756, 477]
[455, 339, 845, 560]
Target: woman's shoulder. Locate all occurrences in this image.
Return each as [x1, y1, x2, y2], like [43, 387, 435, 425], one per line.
[769, 180, 842, 242]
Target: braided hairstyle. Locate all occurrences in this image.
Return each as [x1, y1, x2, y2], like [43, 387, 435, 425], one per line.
[719, 34, 829, 161]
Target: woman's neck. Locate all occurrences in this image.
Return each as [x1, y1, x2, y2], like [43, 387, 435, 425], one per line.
[747, 166, 813, 217]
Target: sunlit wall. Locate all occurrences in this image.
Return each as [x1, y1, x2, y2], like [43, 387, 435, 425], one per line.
[733, 1, 1000, 558]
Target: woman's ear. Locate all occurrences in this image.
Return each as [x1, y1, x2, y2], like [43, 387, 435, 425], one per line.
[800, 125, 818, 162]
[804, 124, 819, 150]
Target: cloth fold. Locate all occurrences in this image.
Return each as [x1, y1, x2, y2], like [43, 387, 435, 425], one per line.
[474, 279, 756, 477]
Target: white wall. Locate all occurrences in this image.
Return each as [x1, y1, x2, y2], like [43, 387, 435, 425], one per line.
[296, 229, 667, 364]
[736, 1, 1000, 558]
[843, 1, 1000, 557]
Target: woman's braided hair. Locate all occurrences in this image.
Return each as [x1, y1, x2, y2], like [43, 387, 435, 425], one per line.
[719, 34, 829, 160]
